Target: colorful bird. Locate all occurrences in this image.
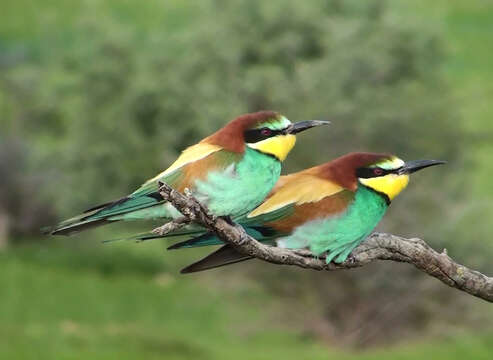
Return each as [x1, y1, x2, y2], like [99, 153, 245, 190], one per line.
[171, 152, 445, 273]
[50, 111, 328, 235]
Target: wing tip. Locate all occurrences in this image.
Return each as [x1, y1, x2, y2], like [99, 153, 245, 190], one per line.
[167, 241, 189, 250]
[47, 218, 117, 236]
[180, 265, 198, 274]
[40, 225, 59, 236]
[178, 245, 254, 274]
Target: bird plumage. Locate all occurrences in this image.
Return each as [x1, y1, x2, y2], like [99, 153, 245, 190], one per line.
[49, 111, 328, 235]
[175, 152, 445, 273]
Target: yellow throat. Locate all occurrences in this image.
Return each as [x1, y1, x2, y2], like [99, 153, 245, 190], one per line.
[359, 174, 410, 201]
[247, 134, 297, 161]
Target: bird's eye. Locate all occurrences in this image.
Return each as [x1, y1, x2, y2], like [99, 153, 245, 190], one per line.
[373, 168, 384, 176]
[260, 128, 272, 136]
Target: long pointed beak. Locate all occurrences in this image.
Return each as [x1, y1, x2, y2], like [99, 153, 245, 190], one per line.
[287, 120, 330, 134]
[399, 159, 446, 174]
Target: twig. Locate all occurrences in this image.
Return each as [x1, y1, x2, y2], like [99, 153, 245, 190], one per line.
[151, 217, 190, 236]
[157, 182, 493, 303]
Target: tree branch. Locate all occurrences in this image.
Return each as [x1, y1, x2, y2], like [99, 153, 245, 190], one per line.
[157, 182, 493, 303]
[151, 217, 190, 236]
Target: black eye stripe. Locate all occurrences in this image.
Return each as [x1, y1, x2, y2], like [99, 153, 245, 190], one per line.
[356, 167, 392, 178]
[244, 127, 284, 143]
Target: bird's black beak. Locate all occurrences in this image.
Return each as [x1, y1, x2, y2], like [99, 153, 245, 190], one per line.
[287, 120, 330, 134]
[398, 159, 446, 174]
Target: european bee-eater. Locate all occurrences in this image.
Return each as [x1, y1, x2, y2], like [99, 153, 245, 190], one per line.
[50, 111, 328, 235]
[170, 152, 445, 273]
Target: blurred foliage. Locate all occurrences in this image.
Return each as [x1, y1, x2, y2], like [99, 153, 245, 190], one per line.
[1, 0, 461, 213]
[2, 244, 493, 360]
[0, 138, 56, 237]
[1, 0, 492, 353]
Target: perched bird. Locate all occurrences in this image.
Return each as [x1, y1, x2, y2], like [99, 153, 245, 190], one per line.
[50, 111, 328, 235]
[172, 152, 445, 273]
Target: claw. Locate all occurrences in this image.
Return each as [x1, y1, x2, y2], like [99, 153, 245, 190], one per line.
[345, 253, 357, 265]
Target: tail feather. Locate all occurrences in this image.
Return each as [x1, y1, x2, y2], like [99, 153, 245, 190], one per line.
[180, 245, 253, 274]
[82, 197, 127, 213]
[51, 218, 117, 236]
[174, 226, 280, 273]
[50, 192, 164, 236]
[101, 231, 153, 244]
[168, 226, 278, 250]
[102, 228, 205, 244]
[168, 232, 222, 250]
[87, 193, 163, 220]
[100, 221, 207, 243]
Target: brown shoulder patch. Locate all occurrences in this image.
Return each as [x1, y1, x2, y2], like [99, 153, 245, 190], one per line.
[173, 150, 242, 192]
[266, 190, 354, 233]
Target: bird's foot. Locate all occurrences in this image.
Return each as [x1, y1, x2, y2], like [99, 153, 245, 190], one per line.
[345, 253, 358, 265]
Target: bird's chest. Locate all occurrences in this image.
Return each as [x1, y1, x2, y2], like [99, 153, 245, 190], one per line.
[288, 187, 388, 246]
[194, 149, 281, 217]
[333, 187, 388, 237]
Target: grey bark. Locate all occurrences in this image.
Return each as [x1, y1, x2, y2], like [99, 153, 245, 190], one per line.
[157, 182, 493, 303]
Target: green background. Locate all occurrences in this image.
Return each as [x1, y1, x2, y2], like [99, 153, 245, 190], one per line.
[1, 0, 493, 358]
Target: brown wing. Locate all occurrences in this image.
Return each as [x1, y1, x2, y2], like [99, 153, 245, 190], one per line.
[264, 189, 355, 233]
[246, 171, 354, 234]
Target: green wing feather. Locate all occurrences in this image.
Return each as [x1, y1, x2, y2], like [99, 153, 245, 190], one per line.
[279, 186, 388, 263]
[50, 148, 239, 235]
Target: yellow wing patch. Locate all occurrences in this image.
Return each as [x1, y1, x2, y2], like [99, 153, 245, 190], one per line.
[248, 174, 344, 217]
[144, 142, 223, 185]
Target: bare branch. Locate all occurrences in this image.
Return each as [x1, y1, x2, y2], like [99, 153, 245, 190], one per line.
[151, 217, 190, 236]
[158, 182, 493, 303]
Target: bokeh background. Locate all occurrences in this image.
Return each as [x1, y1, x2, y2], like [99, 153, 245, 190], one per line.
[1, 0, 493, 359]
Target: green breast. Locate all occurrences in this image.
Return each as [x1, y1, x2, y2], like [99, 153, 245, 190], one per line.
[194, 148, 282, 218]
[279, 185, 388, 263]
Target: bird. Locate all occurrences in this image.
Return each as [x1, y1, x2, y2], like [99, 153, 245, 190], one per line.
[170, 152, 445, 273]
[49, 111, 329, 235]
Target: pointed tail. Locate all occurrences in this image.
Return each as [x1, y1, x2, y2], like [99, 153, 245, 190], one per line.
[167, 232, 223, 249]
[102, 223, 207, 244]
[168, 226, 278, 250]
[173, 226, 279, 273]
[180, 245, 253, 274]
[49, 192, 166, 236]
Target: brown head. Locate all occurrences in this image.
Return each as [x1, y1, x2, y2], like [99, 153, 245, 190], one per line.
[312, 152, 393, 191]
[311, 152, 445, 201]
[203, 111, 329, 161]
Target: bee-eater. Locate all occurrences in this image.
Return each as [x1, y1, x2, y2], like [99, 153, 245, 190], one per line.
[50, 111, 328, 235]
[170, 152, 445, 273]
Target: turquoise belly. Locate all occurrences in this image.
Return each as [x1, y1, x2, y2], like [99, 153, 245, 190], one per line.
[195, 148, 281, 218]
